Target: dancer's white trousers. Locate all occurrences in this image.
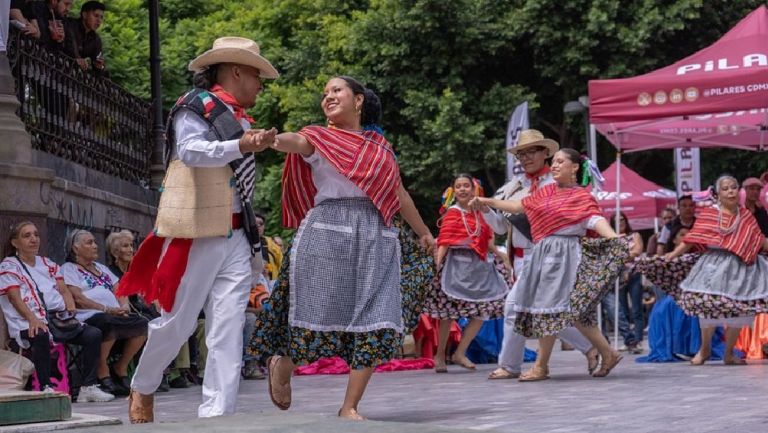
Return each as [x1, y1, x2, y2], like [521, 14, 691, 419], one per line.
[497, 251, 593, 373]
[131, 230, 251, 417]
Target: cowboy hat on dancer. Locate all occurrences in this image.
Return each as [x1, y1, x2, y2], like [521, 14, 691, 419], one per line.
[507, 129, 559, 158]
[486, 132, 599, 380]
[120, 36, 278, 423]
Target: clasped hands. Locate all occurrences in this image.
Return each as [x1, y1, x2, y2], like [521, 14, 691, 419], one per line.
[239, 127, 278, 153]
[467, 197, 491, 213]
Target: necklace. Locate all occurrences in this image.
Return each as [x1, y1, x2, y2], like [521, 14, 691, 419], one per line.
[459, 207, 482, 238]
[717, 206, 741, 236]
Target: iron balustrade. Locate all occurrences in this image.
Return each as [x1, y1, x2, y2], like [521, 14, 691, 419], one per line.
[6, 28, 153, 186]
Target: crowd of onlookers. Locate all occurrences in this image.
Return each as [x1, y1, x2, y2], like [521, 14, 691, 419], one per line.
[600, 172, 768, 355]
[0, 212, 284, 402]
[9, 0, 107, 74]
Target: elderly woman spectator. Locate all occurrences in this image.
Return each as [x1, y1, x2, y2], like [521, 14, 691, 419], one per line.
[0, 221, 113, 401]
[106, 230, 157, 321]
[61, 229, 147, 396]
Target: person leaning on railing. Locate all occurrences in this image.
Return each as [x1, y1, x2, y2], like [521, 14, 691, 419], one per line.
[61, 229, 148, 397]
[27, 0, 73, 52]
[0, 221, 114, 402]
[64, 1, 107, 76]
[10, 0, 41, 39]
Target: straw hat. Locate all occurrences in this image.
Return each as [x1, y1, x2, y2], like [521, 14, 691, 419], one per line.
[188, 37, 279, 79]
[507, 129, 559, 158]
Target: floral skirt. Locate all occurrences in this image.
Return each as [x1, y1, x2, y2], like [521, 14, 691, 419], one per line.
[634, 252, 768, 320]
[247, 218, 433, 369]
[515, 237, 630, 338]
[422, 255, 509, 320]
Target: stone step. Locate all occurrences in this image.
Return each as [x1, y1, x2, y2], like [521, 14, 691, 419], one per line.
[0, 390, 71, 426]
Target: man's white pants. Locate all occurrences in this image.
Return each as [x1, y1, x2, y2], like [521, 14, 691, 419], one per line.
[131, 230, 251, 417]
[497, 252, 592, 373]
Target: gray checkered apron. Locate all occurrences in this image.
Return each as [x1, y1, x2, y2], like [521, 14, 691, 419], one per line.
[289, 197, 404, 333]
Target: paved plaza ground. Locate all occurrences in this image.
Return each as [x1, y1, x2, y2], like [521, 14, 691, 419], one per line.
[47, 346, 768, 433]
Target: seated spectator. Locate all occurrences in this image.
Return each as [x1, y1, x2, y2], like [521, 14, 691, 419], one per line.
[105, 230, 158, 321]
[62, 229, 148, 397]
[10, 0, 41, 39]
[656, 195, 695, 256]
[646, 207, 675, 256]
[743, 177, 768, 236]
[27, 0, 73, 52]
[64, 0, 106, 74]
[0, 221, 113, 402]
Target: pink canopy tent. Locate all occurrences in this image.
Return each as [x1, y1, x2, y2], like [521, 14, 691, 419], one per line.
[589, 5, 768, 152]
[594, 162, 677, 230]
[586, 6, 768, 347]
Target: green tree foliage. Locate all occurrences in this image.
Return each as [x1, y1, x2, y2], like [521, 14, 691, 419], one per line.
[92, 0, 768, 235]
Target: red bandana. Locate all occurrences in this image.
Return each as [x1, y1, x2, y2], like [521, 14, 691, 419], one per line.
[210, 84, 254, 123]
[525, 166, 551, 192]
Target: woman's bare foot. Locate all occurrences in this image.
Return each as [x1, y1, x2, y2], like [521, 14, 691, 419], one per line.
[434, 356, 447, 373]
[585, 348, 599, 375]
[723, 354, 746, 365]
[690, 349, 711, 366]
[592, 351, 623, 377]
[451, 354, 476, 370]
[338, 408, 367, 421]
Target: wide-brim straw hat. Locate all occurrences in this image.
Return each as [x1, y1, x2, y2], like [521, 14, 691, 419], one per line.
[188, 37, 279, 79]
[507, 129, 559, 158]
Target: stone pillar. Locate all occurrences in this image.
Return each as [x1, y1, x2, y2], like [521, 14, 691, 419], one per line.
[0, 50, 33, 164]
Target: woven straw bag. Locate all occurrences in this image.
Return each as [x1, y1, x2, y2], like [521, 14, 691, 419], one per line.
[155, 160, 234, 239]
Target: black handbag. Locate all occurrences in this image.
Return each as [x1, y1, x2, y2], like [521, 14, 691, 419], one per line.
[14, 257, 84, 341]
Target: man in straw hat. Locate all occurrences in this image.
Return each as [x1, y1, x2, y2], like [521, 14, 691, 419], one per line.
[118, 37, 279, 422]
[482, 129, 599, 380]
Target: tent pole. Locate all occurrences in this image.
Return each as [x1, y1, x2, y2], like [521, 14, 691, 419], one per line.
[614, 150, 622, 351]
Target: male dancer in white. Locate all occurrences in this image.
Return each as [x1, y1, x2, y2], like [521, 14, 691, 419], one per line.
[121, 37, 279, 422]
[484, 130, 598, 379]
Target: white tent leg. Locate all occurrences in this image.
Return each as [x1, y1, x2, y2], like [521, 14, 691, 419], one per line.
[614, 150, 622, 351]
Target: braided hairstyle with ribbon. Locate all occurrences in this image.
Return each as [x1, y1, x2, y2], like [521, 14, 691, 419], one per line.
[439, 173, 484, 214]
[559, 148, 605, 191]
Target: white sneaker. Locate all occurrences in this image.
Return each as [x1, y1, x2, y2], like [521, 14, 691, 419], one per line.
[41, 385, 57, 394]
[76, 384, 115, 402]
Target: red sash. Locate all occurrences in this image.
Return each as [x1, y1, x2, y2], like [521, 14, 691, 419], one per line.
[683, 207, 764, 264]
[281, 126, 401, 228]
[523, 183, 602, 243]
[437, 207, 493, 259]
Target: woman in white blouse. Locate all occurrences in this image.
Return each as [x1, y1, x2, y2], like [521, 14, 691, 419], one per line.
[0, 222, 113, 401]
[62, 229, 148, 397]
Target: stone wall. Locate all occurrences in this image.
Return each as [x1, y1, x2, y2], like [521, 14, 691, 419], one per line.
[0, 156, 158, 263]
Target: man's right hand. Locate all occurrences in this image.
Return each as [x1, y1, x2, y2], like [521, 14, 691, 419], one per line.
[239, 128, 277, 153]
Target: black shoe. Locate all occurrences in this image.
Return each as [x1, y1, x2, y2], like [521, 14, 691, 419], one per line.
[169, 375, 190, 389]
[98, 377, 117, 395]
[115, 376, 131, 395]
[157, 374, 170, 393]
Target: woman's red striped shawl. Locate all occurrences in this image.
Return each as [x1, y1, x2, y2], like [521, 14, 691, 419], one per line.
[522, 183, 602, 243]
[683, 207, 764, 264]
[281, 126, 401, 228]
[437, 207, 493, 259]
